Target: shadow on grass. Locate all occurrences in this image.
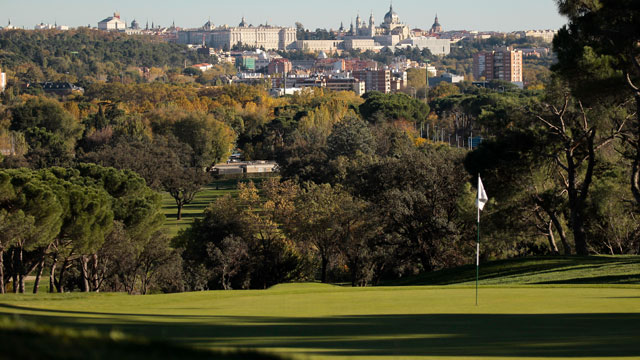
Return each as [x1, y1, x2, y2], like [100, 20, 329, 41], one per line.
[0, 322, 285, 360]
[537, 274, 640, 284]
[388, 256, 640, 286]
[1, 305, 638, 358]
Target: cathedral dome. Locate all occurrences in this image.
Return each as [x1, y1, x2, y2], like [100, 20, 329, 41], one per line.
[384, 5, 399, 24]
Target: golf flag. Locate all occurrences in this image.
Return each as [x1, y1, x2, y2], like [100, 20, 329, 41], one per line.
[475, 175, 488, 306]
[477, 176, 488, 212]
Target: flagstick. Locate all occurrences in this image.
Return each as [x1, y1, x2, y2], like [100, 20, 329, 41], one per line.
[476, 198, 480, 307]
[475, 174, 487, 307]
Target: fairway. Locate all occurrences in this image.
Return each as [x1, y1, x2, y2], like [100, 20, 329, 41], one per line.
[1, 284, 639, 360]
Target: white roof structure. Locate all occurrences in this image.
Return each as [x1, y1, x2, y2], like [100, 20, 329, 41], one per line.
[99, 12, 126, 31]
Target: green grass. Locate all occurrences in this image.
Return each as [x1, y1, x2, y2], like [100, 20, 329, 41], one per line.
[1, 282, 639, 359]
[386, 256, 640, 286]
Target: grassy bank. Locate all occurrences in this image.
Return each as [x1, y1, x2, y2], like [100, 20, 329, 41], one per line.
[386, 256, 640, 286]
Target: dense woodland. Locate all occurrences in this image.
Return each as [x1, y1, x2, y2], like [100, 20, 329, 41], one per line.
[0, 0, 638, 293]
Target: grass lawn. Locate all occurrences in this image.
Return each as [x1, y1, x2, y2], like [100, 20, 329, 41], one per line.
[1, 282, 639, 360]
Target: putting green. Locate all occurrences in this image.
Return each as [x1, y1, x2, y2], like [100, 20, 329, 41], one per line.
[1, 283, 639, 359]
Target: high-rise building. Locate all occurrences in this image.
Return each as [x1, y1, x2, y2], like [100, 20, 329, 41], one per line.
[353, 69, 391, 94]
[268, 58, 292, 75]
[473, 47, 523, 84]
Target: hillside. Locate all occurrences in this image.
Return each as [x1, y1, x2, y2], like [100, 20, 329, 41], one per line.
[386, 256, 640, 286]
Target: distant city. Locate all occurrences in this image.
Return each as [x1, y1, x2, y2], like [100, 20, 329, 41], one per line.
[0, 4, 558, 96]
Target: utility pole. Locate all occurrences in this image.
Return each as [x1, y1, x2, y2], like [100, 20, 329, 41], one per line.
[425, 63, 429, 101]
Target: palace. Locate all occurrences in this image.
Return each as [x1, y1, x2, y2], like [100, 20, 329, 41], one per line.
[178, 17, 296, 51]
[178, 4, 449, 55]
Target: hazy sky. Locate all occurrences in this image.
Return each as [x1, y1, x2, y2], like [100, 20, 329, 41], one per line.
[3, 0, 567, 32]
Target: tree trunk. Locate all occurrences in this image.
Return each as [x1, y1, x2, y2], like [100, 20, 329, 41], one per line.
[80, 255, 90, 292]
[92, 254, 99, 292]
[0, 249, 4, 295]
[177, 202, 184, 220]
[49, 261, 57, 293]
[33, 257, 45, 294]
[11, 273, 17, 293]
[570, 202, 589, 255]
[18, 248, 25, 293]
[546, 221, 560, 255]
[57, 259, 68, 293]
[548, 211, 571, 255]
[569, 202, 589, 255]
[566, 143, 591, 256]
[631, 93, 640, 205]
[11, 249, 18, 294]
[320, 255, 328, 283]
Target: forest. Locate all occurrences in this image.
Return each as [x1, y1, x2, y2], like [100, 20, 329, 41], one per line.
[0, 0, 638, 293]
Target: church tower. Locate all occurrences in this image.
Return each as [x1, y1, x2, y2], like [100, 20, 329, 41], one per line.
[369, 12, 376, 37]
[431, 14, 443, 34]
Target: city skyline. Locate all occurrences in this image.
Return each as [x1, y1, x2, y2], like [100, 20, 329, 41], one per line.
[4, 0, 566, 32]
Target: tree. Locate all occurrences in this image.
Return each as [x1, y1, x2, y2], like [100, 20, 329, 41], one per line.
[164, 167, 211, 221]
[356, 145, 472, 273]
[288, 183, 346, 283]
[159, 113, 235, 169]
[9, 97, 82, 146]
[531, 87, 626, 255]
[0, 210, 31, 293]
[138, 233, 181, 295]
[80, 137, 186, 191]
[587, 162, 640, 255]
[326, 117, 376, 158]
[359, 92, 430, 124]
[44, 164, 163, 293]
[174, 195, 247, 290]
[466, 128, 573, 256]
[175, 181, 304, 290]
[48, 180, 113, 293]
[0, 169, 64, 293]
[553, 0, 640, 205]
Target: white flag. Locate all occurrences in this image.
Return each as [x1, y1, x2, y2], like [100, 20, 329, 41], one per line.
[477, 176, 488, 212]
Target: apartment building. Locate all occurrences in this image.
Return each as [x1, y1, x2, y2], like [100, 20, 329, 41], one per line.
[353, 69, 391, 94]
[473, 47, 523, 84]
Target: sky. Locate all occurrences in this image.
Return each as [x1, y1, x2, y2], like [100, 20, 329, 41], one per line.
[3, 0, 567, 32]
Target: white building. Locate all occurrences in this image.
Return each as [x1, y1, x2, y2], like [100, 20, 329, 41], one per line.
[430, 72, 464, 86]
[35, 23, 69, 30]
[296, 40, 342, 53]
[98, 12, 127, 31]
[191, 63, 214, 72]
[2, 20, 16, 30]
[344, 38, 381, 51]
[524, 30, 557, 43]
[178, 18, 297, 51]
[0, 70, 6, 93]
[35, 23, 56, 30]
[396, 37, 451, 56]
